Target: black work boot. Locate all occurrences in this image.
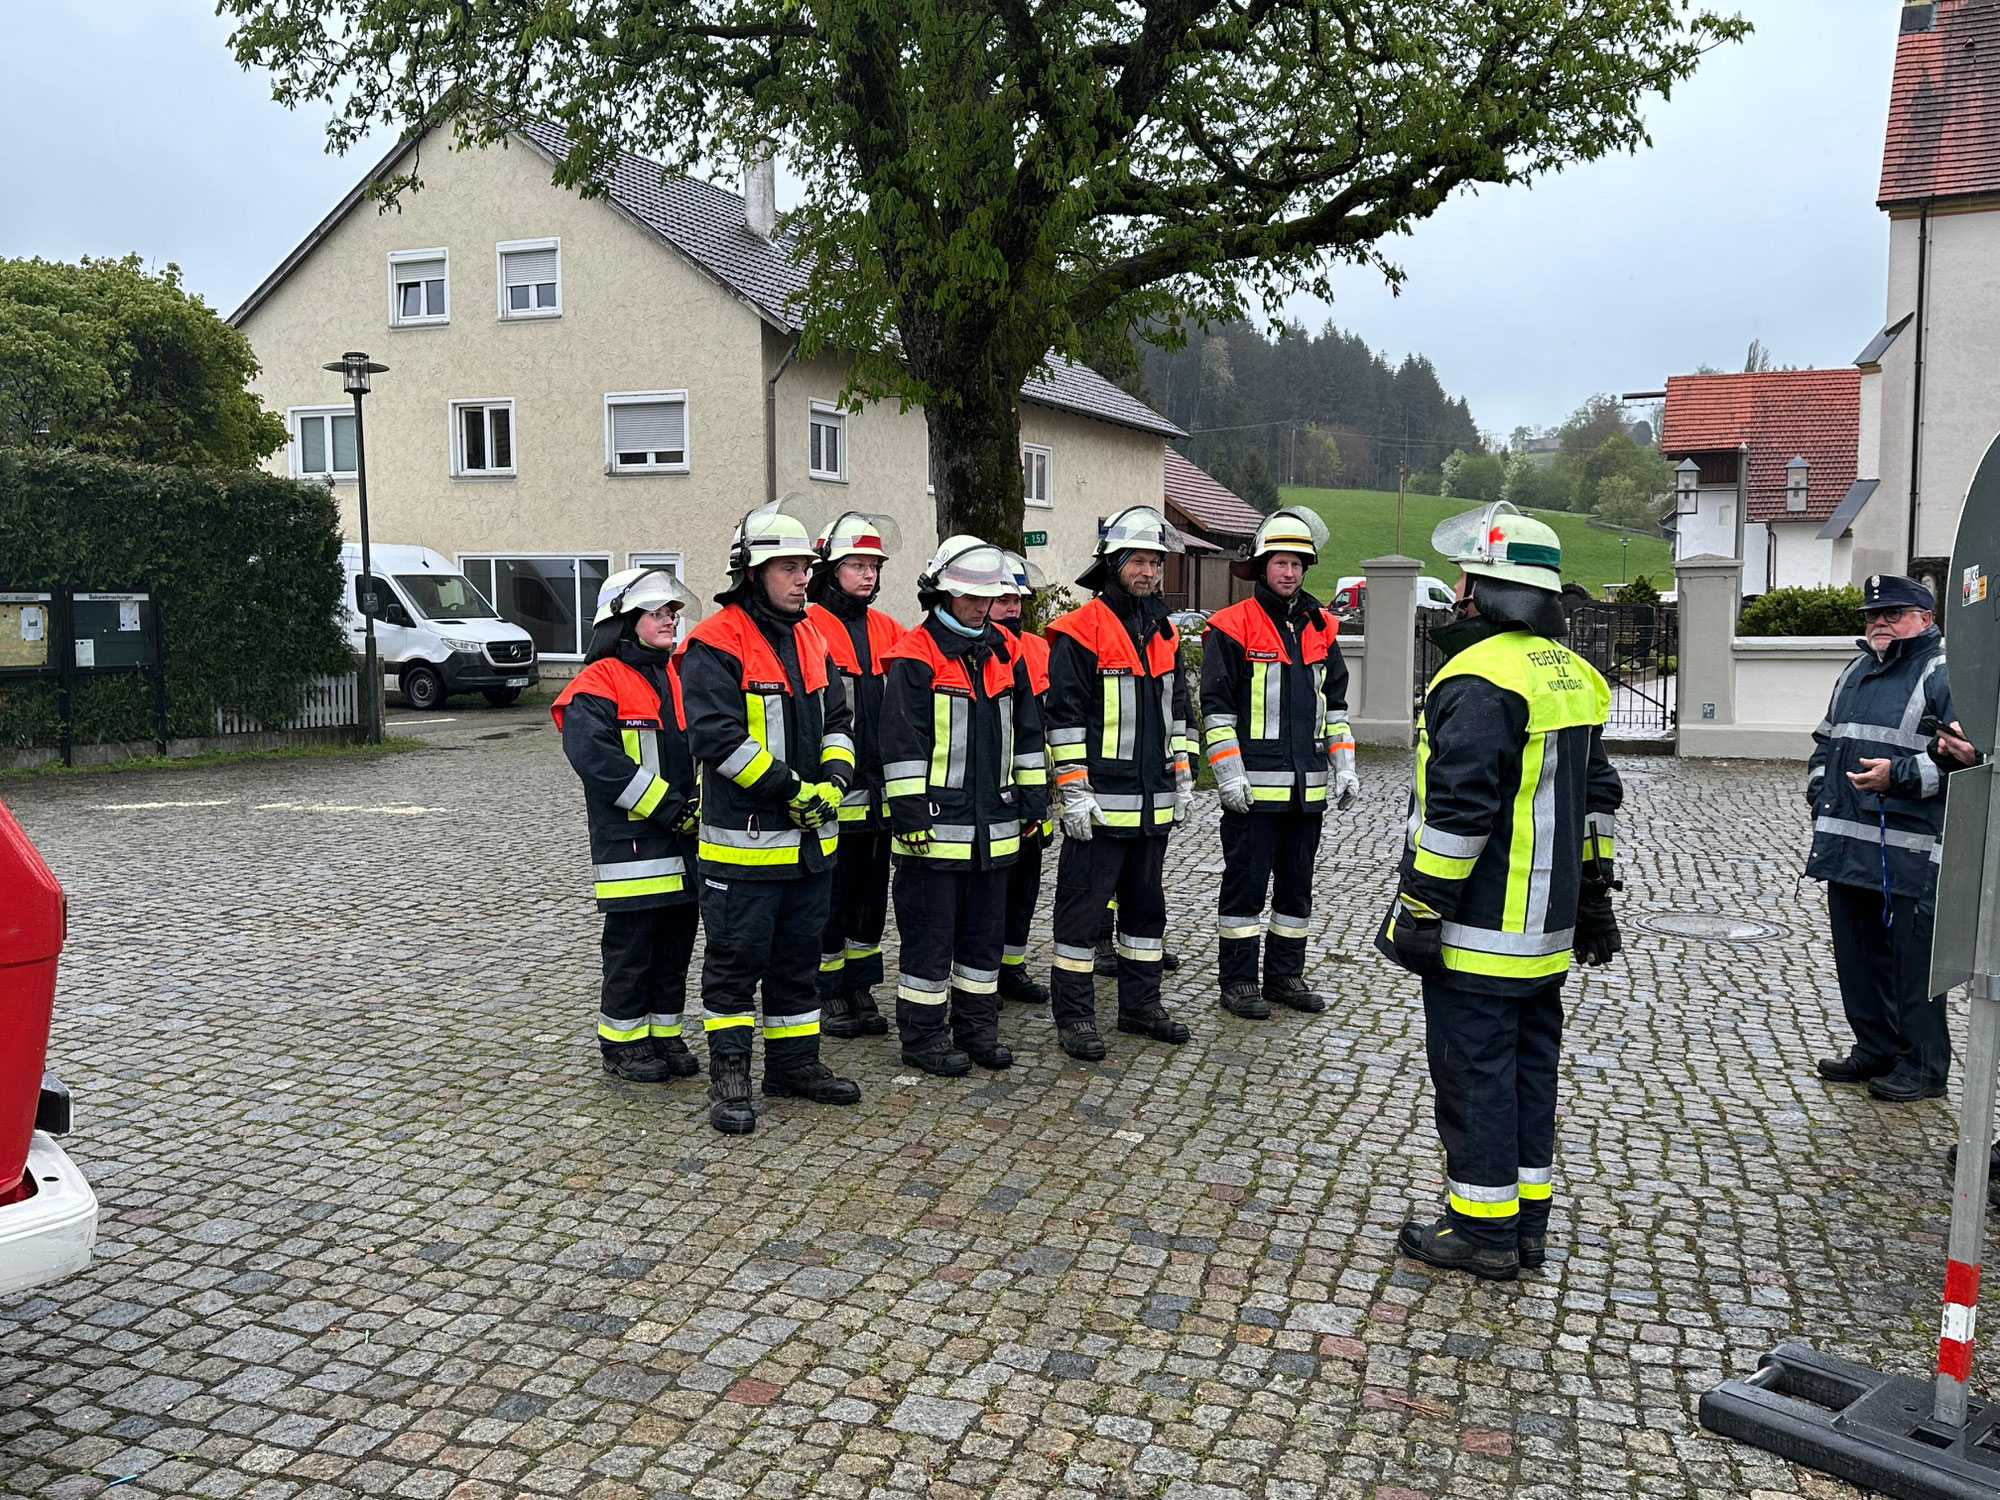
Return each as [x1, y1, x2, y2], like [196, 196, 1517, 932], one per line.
[902, 1042, 971, 1076]
[1942, 1141, 2000, 1209]
[1161, 949, 1181, 973]
[763, 1058, 862, 1105]
[1396, 1218, 1519, 1281]
[849, 988, 890, 1037]
[1059, 1023, 1106, 1061]
[602, 1042, 674, 1083]
[1518, 1233, 1548, 1270]
[1264, 976, 1326, 1013]
[998, 967, 1050, 1006]
[1817, 1051, 1894, 1083]
[1870, 1067, 1947, 1102]
[652, 1034, 701, 1077]
[1219, 983, 1270, 1020]
[958, 1034, 1013, 1070]
[1093, 937, 1118, 977]
[708, 1050, 756, 1134]
[1117, 1002, 1190, 1044]
[821, 987, 863, 1040]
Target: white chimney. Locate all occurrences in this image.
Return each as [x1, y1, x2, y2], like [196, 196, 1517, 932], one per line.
[744, 158, 777, 241]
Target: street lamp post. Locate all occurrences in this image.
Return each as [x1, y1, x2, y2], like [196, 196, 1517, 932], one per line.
[324, 352, 390, 745]
[1622, 535, 1629, 585]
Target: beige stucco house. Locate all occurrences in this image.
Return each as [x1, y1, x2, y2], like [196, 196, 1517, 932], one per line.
[231, 121, 1182, 666]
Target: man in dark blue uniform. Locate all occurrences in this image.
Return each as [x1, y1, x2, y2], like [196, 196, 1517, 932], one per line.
[1808, 574, 1978, 1102]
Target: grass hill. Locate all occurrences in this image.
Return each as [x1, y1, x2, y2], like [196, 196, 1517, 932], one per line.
[1278, 486, 1675, 599]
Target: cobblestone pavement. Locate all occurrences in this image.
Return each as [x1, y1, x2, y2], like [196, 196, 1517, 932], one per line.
[0, 707, 1971, 1500]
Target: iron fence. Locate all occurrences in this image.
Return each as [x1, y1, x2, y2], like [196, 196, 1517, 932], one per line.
[1413, 602, 1676, 738]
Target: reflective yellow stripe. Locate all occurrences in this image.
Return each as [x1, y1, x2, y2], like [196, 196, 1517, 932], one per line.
[1503, 730, 1546, 932]
[931, 693, 952, 786]
[621, 727, 643, 761]
[884, 777, 925, 799]
[990, 833, 1021, 859]
[1448, 1191, 1519, 1219]
[1412, 847, 1477, 881]
[819, 952, 845, 972]
[1583, 835, 1616, 861]
[704, 1014, 756, 1030]
[1098, 807, 1142, 827]
[699, 840, 799, 867]
[729, 747, 774, 789]
[1517, 1179, 1553, 1201]
[822, 742, 855, 768]
[837, 802, 870, 822]
[764, 1019, 821, 1039]
[1015, 766, 1046, 786]
[594, 874, 684, 900]
[901, 840, 974, 860]
[1049, 741, 1086, 763]
[1100, 677, 1121, 759]
[598, 1019, 649, 1042]
[632, 777, 671, 818]
[1442, 944, 1572, 979]
[1248, 663, 1268, 739]
[651, 1018, 683, 1038]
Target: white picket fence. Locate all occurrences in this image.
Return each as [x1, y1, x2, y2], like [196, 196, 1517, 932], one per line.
[213, 672, 361, 735]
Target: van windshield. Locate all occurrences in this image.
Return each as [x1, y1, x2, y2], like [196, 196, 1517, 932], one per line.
[396, 573, 499, 621]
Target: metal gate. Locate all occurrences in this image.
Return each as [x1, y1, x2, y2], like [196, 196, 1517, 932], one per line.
[1413, 601, 1677, 738]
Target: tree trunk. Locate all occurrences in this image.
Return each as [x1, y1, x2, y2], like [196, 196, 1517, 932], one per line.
[922, 355, 1028, 551]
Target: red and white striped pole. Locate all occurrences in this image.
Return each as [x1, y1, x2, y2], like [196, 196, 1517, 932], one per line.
[1937, 975, 2000, 1426]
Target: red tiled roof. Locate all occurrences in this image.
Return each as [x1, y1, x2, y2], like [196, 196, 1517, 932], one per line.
[1163, 449, 1264, 540]
[1659, 370, 1861, 523]
[1880, 0, 2000, 205]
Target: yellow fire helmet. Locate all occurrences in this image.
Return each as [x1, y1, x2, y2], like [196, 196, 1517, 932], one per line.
[720, 496, 820, 600]
[1431, 501, 1564, 593]
[1232, 506, 1330, 579]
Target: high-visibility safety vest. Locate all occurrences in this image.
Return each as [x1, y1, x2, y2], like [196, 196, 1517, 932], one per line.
[676, 602, 854, 879]
[551, 653, 695, 909]
[878, 619, 1047, 868]
[1045, 597, 1192, 834]
[1200, 594, 1352, 808]
[805, 600, 903, 826]
[1386, 628, 1616, 984]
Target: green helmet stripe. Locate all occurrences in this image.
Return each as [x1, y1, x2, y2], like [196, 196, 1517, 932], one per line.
[1505, 542, 1561, 569]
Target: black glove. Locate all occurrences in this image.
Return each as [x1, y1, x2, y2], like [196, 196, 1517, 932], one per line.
[1574, 881, 1622, 967]
[1390, 912, 1447, 980]
[671, 796, 700, 835]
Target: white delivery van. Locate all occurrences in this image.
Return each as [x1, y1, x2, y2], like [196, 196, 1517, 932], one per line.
[340, 544, 539, 711]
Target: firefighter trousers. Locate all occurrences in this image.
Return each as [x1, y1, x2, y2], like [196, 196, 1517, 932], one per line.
[1051, 834, 1167, 1029]
[1421, 975, 1564, 1249]
[1828, 882, 1951, 1087]
[599, 904, 700, 1049]
[818, 828, 890, 1006]
[698, 871, 832, 1070]
[891, 863, 1007, 1051]
[1216, 809, 1321, 989]
[1002, 832, 1046, 974]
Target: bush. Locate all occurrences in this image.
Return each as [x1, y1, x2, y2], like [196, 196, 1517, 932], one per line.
[0, 448, 349, 748]
[1405, 471, 1442, 495]
[1737, 584, 1865, 638]
[1620, 573, 1661, 607]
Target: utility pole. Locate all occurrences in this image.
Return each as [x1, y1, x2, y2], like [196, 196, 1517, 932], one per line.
[1397, 460, 1410, 555]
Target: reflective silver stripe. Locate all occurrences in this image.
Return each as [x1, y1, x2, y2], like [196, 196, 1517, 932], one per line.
[1311, 665, 1328, 737]
[1012, 754, 1043, 772]
[944, 696, 970, 790]
[1160, 678, 1175, 760]
[1258, 662, 1282, 738]
[1117, 933, 1163, 953]
[647, 1012, 682, 1033]
[1115, 940, 1162, 963]
[1267, 910, 1310, 939]
[841, 787, 871, 806]
[1302, 770, 1328, 787]
[821, 731, 855, 757]
[613, 765, 655, 810]
[897, 979, 948, 1005]
[998, 692, 1015, 787]
[1447, 1177, 1517, 1204]
[1053, 942, 1097, 971]
[1517, 1166, 1553, 1186]
[1095, 793, 1144, 810]
[950, 962, 1000, 990]
[764, 694, 789, 767]
[932, 823, 977, 842]
[1246, 770, 1296, 787]
[700, 823, 803, 848]
[1902, 655, 1946, 733]
[1047, 726, 1086, 745]
[597, 1010, 649, 1035]
[1002, 944, 1028, 960]
[1216, 913, 1263, 939]
[1830, 720, 1928, 751]
[1814, 814, 1942, 858]
[1116, 676, 1137, 762]
[1525, 729, 1560, 939]
[987, 820, 1018, 843]
[1582, 812, 1616, 839]
[1807, 766, 1826, 785]
[1440, 922, 1576, 957]
[637, 727, 662, 781]
[594, 856, 686, 880]
[1204, 713, 1238, 730]
[1418, 824, 1488, 859]
[883, 759, 927, 782]
[718, 738, 765, 780]
[1919, 754, 1941, 797]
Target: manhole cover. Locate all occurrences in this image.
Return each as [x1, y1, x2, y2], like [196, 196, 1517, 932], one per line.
[1632, 912, 1789, 944]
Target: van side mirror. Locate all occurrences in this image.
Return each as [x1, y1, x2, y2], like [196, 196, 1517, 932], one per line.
[355, 575, 412, 628]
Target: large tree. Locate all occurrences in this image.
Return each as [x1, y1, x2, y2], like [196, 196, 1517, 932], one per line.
[222, 0, 1745, 544]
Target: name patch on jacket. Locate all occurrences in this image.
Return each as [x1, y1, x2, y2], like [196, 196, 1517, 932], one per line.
[1097, 666, 1133, 677]
[1245, 649, 1281, 663]
[745, 679, 787, 693]
[937, 685, 972, 699]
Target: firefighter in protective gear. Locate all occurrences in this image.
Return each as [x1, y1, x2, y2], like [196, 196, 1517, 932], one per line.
[1045, 506, 1196, 1061]
[677, 500, 862, 1133]
[1376, 502, 1621, 1281]
[879, 538, 1048, 1074]
[1202, 507, 1355, 1020]
[553, 569, 704, 1083]
[994, 552, 1053, 1007]
[805, 511, 904, 1040]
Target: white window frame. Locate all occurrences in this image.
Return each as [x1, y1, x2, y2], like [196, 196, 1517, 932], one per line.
[287, 405, 357, 481]
[449, 397, 517, 479]
[496, 237, 561, 320]
[1023, 443, 1053, 509]
[627, 552, 684, 576]
[456, 552, 612, 661]
[387, 247, 449, 328]
[808, 400, 847, 482]
[604, 390, 691, 474]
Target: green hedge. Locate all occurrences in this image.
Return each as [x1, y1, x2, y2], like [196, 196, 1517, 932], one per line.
[0, 449, 348, 749]
[1737, 584, 1865, 639]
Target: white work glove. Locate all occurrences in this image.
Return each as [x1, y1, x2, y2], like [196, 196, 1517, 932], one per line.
[1174, 759, 1195, 821]
[1333, 744, 1360, 811]
[1058, 780, 1102, 843]
[1217, 773, 1254, 815]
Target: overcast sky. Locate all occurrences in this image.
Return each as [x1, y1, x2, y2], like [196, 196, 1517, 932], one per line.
[4, 0, 1898, 438]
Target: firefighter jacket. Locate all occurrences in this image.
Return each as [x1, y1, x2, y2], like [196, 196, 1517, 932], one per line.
[551, 640, 695, 910]
[1377, 624, 1620, 991]
[879, 616, 1048, 869]
[997, 621, 1054, 837]
[1200, 584, 1352, 810]
[806, 595, 902, 829]
[1045, 587, 1193, 836]
[1806, 627, 1953, 900]
[676, 600, 854, 880]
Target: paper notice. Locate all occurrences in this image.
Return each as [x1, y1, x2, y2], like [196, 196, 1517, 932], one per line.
[74, 638, 95, 668]
[20, 606, 42, 642]
[118, 600, 141, 631]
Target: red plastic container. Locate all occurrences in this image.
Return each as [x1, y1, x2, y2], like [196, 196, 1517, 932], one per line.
[0, 800, 64, 1194]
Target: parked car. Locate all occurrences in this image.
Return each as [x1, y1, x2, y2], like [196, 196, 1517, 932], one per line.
[1331, 575, 1457, 616]
[1168, 608, 1211, 636]
[341, 544, 539, 711]
[0, 802, 97, 1299]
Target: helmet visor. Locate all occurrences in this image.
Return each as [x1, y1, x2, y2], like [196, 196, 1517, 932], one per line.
[819, 509, 903, 561]
[1431, 502, 1521, 566]
[620, 569, 700, 619]
[740, 494, 822, 563]
[1003, 551, 1048, 595]
[933, 543, 1016, 598]
[1100, 506, 1186, 556]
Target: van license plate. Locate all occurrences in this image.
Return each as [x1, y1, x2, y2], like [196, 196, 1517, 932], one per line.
[505, 677, 529, 688]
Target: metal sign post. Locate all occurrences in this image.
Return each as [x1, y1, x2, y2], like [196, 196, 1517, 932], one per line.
[1697, 430, 2000, 1498]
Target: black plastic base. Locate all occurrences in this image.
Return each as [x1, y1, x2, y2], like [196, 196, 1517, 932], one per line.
[1700, 1342, 2000, 1500]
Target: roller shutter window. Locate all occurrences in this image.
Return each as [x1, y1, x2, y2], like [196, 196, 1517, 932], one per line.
[390, 251, 447, 324]
[610, 395, 689, 472]
[500, 242, 560, 316]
